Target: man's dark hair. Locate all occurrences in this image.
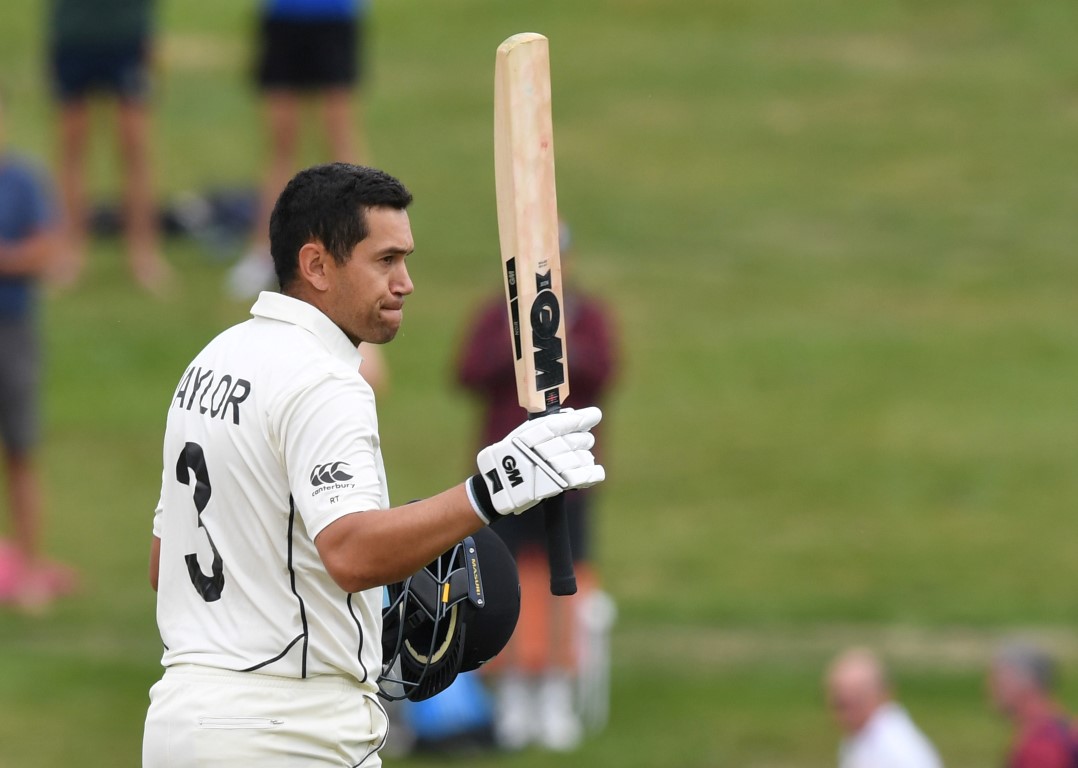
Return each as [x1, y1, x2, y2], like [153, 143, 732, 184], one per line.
[269, 163, 413, 290]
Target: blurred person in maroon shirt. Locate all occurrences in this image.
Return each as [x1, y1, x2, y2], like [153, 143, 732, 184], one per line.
[989, 642, 1078, 768]
[455, 221, 618, 752]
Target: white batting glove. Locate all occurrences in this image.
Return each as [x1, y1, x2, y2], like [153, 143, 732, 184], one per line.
[466, 406, 605, 524]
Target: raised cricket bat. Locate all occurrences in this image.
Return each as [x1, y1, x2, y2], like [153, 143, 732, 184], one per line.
[494, 33, 575, 596]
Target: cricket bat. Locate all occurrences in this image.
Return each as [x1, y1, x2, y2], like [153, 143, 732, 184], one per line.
[494, 32, 576, 596]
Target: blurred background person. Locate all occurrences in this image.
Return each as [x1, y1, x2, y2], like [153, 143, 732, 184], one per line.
[988, 641, 1078, 768]
[455, 221, 618, 752]
[0, 91, 78, 611]
[46, 0, 171, 294]
[226, 0, 371, 300]
[825, 647, 942, 768]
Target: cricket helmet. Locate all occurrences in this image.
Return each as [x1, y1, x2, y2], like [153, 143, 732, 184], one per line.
[378, 526, 520, 701]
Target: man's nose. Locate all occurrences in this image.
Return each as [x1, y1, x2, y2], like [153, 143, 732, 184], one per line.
[394, 263, 414, 296]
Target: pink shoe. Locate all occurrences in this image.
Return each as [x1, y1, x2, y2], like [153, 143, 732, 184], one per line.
[0, 543, 80, 611]
[0, 541, 28, 602]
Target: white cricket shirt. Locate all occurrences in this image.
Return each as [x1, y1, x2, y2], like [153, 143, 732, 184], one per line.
[839, 703, 942, 768]
[153, 292, 388, 690]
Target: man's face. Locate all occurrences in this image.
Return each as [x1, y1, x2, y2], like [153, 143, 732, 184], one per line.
[825, 670, 882, 736]
[827, 684, 871, 735]
[988, 663, 1023, 717]
[323, 206, 415, 346]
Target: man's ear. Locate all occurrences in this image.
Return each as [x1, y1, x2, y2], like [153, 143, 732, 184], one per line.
[296, 242, 332, 292]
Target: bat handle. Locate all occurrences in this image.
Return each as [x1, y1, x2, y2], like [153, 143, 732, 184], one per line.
[543, 492, 577, 595]
[531, 408, 577, 596]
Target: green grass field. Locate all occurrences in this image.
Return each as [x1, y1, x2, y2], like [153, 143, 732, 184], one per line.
[2, 0, 1078, 765]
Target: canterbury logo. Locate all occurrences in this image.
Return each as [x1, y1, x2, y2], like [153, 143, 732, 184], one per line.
[310, 461, 354, 486]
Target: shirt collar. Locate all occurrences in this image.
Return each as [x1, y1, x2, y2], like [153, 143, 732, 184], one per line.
[858, 702, 906, 736]
[250, 291, 363, 370]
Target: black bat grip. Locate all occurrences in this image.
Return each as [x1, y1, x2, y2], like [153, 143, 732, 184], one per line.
[530, 408, 577, 596]
[544, 492, 577, 595]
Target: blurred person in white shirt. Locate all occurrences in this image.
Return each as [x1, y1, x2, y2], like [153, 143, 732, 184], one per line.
[826, 647, 943, 768]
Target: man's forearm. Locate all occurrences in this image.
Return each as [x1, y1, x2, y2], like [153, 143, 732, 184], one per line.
[315, 485, 486, 593]
[0, 233, 56, 277]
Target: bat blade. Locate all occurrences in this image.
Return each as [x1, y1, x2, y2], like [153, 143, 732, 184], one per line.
[494, 33, 576, 596]
[494, 32, 570, 415]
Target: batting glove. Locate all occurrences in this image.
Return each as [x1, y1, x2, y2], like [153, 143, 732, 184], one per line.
[467, 406, 605, 524]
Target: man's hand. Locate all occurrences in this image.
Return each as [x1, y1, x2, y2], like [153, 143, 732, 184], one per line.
[467, 407, 605, 524]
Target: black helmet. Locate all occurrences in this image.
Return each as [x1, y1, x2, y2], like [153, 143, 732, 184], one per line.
[378, 526, 520, 701]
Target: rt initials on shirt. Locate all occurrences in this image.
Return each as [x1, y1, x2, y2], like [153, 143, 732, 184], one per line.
[172, 365, 252, 426]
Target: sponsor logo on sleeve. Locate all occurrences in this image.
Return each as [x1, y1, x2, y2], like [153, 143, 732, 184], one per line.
[310, 461, 356, 497]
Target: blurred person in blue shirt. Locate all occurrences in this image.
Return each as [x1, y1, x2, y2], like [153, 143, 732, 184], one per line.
[0, 92, 78, 611]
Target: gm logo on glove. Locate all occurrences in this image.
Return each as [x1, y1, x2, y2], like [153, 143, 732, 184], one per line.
[483, 457, 525, 495]
[502, 456, 524, 487]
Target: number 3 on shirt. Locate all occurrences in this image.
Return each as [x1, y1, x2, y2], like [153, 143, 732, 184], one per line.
[176, 442, 225, 602]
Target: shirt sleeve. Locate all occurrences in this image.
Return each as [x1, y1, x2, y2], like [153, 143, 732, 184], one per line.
[152, 495, 164, 538]
[152, 463, 167, 538]
[276, 371, 385, 539]
[14, 164, 57, 235]
[25, 167, 56, 231]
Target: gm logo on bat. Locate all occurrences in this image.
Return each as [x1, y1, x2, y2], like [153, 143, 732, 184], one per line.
[530, 270, 565, 392]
